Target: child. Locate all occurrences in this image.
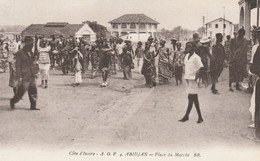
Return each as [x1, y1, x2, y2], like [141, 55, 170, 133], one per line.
[179, 42, 204, 123]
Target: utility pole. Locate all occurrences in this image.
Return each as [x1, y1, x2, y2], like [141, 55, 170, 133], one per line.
[223, 7, 225, 37]
[202, 16, 205, 36]
[257, 0, 259, 27]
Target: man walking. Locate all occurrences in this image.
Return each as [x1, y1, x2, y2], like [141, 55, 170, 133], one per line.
[10, 36, 39, 110]
[179, 42, 204, 123]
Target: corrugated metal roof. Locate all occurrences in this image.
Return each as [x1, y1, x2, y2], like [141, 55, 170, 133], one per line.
[61, 24, 84, 36]
[21, 23, 83, 37]
[21, 22, 110, 38]
[109, 14, 159, 24]
[21, 24, 45, 36]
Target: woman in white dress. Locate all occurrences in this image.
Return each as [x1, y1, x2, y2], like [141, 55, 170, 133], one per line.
[38, 39, 51, 88]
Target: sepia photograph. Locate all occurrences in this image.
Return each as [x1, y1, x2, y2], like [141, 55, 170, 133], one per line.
[0, 0, 260, 160]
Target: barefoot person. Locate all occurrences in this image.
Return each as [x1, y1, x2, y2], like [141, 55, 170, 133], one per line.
[179, 42, 204, 123]
[71, 48, 83, 87]
[99, 39, 112, 87]
[135, 41, 144, 73]
[157, 39, 171, 85]
[174, 42, 185, 85]
[38, 39, 51, 88]
[229, 28, 248, 91]
[142, 42, 157, 88]
[10, 36, 39, 110]
[210, 33, 226, 94]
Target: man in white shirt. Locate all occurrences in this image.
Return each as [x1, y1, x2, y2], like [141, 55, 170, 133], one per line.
[179, 42, 204, 123]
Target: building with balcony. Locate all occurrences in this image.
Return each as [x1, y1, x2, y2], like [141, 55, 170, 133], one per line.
[108, 14, 159, 38]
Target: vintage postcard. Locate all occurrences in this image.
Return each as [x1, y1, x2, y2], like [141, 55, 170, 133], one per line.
[0, 0, 259, 160]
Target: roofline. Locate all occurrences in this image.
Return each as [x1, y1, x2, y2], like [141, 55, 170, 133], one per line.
[205, 17, 233, 25]
[108, 21, 159, 24]
[108, 14, 159, 24]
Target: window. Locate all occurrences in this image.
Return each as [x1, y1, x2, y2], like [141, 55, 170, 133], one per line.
[149, 24, 152, 29]
[112, 31, 119, 37]
[130, 23, 136, 29]
[208, 24, 212, 28]
[140, 23, 145, 29]
[215, 24, 218, 28]
[154, 24, 157, 29]
[121, 23, 127, 28]
[224, 24, 226, 28]
[112, 24, 118, 29]
[121, 32, 127, 35]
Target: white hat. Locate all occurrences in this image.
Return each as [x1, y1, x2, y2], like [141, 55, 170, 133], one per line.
[200, 37, 211, 44]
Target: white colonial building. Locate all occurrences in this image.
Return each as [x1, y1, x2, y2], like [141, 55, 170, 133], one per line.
[205, 17, 234, 38]
[108, 14, 159, 38]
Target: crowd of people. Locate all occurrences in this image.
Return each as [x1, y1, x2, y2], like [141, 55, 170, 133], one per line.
[1, 27, 260, 138]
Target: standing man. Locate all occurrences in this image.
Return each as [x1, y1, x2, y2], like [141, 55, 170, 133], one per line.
[179, 42, 204, 123]
[229, 28, 248, 91]
[99, 39, 113, 87]
[10, 36, 39, 110]
[135, 41, 144, 73]
[210, 33, 226, 94]
[170, 38, 178, 76]
[174, 42, 185, 85]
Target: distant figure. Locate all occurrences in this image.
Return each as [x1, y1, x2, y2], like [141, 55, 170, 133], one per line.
[174, 42, 185, 85]
[142, 42, 157, 88]
[8, 47, 18, 95]
[157, 39, 171, 85]
[210, 33, 226, 94]
[38, 39, 51, 88]
[192, 33, 201, 54]
[135, 41, 144, 73]
[170, 37, 178, 76]
[198, 37, 211, 87]
[99, 39, 112, 87]
[121, 47, 134, 80]
[71, 49, 83, 87]
[229, 28, 248, 91]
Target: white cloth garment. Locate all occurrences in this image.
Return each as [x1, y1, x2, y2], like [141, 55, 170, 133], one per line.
[185, 79, 198, 94]
[249, 44, 259, 123]
[184, 53, 204, 80]
[75, 71, 82, 83]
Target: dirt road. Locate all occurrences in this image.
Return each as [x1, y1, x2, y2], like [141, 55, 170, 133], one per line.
[0, 66, 259, 161]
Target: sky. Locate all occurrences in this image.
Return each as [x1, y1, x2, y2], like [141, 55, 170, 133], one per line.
[0, 0, 253, 30]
